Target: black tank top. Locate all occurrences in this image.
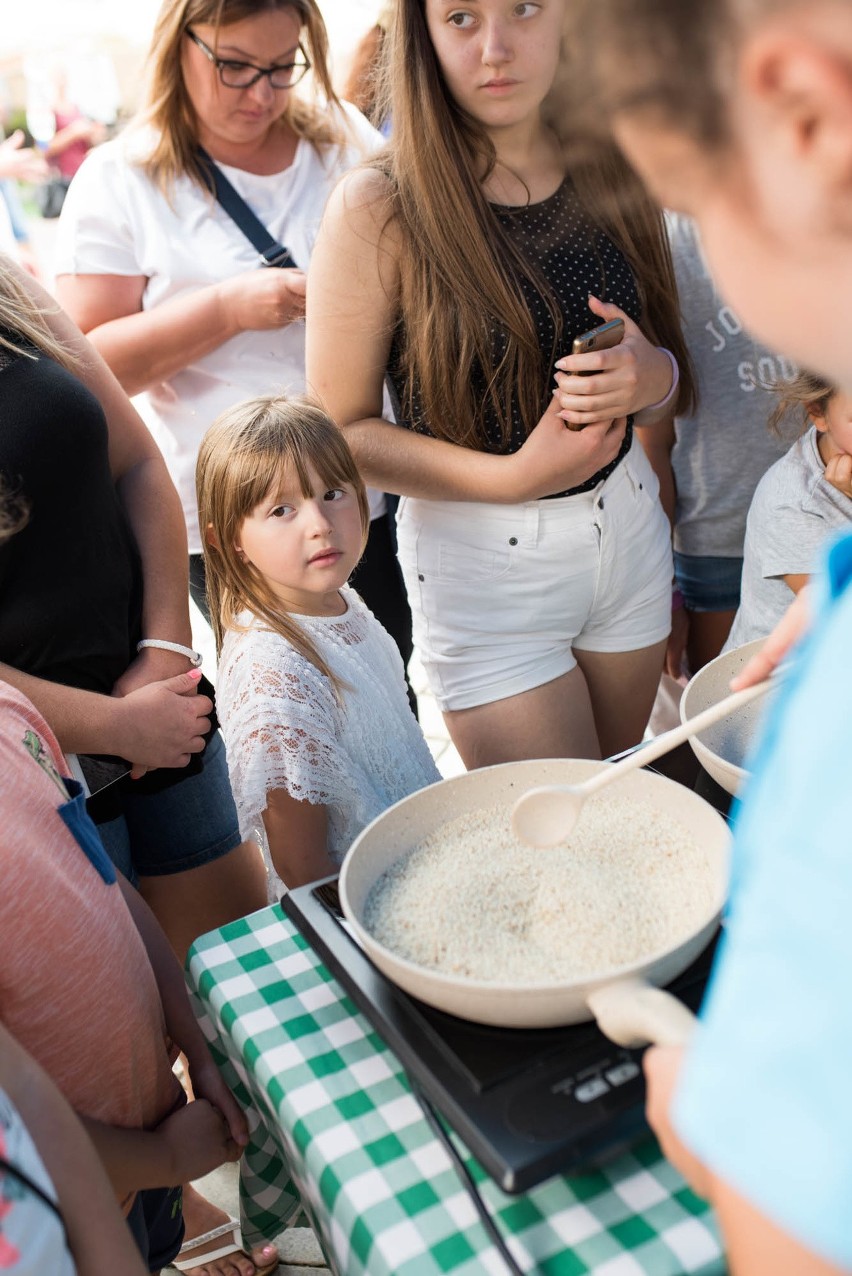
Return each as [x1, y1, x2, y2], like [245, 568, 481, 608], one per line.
[0, 339, 143, 692]
[386, 178, 641, 497]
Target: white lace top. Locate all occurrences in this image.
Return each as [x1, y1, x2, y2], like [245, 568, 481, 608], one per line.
[217, 587, 442, 898]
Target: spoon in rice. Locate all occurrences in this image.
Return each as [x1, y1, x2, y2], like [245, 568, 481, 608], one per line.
[511, 674, 780, 848]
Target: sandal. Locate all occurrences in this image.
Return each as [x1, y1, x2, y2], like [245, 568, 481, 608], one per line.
[172, 1219, 279, 1274]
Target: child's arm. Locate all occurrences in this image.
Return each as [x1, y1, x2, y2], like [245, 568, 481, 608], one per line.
[0, 1023, 148, 1276]
[782, 573, 810, 595]
[80, 1098, 240, 1202]
[636, 416, 688, 676]
[824, 452, 852, 500]
[263, 788, 337, 888]
[635, 415, 677, 525]
[116, 876, 249, 1149]
[732, 586, 812, 689]
[645, 1046, 845, 1275]
[713, 1179, 845, 1276]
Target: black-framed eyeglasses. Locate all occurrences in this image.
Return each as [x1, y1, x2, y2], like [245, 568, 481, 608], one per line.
[186, 29, 311, 89]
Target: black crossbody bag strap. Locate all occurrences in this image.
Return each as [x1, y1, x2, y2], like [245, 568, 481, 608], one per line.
[0, 1154, 67, 1230]
[196, 145, 298, 269]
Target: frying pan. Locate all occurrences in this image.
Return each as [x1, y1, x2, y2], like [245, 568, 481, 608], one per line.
[680, 638, 769, 795]
[339, 758, 730, 1047]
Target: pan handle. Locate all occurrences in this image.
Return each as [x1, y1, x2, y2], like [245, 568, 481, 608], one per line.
[586, 980, 697, 1048]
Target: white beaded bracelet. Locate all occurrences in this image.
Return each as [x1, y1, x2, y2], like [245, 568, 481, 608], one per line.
[137, 639, 203, 668]
[642, 347, 680, 413]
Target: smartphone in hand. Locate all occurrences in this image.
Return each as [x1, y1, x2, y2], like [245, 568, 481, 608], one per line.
[562, 317, 625, 431]
[571, 317, 625, 367]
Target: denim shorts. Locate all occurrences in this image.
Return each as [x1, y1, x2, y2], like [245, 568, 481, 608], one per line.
[673, 551, 744, 613]
[94, 730, 241, 885]
[397, 439, 672, 711]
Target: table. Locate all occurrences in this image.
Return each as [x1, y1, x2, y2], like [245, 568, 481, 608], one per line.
[186, 906, 724, 1276]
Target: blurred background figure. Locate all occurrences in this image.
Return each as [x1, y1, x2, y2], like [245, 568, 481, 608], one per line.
[341, 2, 392, 133]
[0, 131, 48, 272]
[25, 50, 114, 216]
[0, 72, 47, 274]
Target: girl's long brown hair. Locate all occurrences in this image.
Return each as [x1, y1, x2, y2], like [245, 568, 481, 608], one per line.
[197, 395, 371, 693]
[373, 0, 695, 451]
[137, 0, 346, 194]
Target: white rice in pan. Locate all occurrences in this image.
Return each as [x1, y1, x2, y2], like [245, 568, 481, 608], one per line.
[363, 798, 718, 984]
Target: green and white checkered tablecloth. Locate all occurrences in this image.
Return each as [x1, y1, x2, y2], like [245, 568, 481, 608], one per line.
[186, 905, 724, 1276]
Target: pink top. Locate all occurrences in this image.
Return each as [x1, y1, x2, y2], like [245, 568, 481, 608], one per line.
[0, 683, 182, 1206]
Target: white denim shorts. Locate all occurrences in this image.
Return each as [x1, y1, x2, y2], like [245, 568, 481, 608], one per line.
[396, 438, 672, 711]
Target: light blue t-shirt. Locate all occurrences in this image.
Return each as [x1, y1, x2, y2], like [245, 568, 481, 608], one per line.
[675, 530, 852, 1267]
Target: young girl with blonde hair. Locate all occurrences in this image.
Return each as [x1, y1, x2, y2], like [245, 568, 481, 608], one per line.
[198, 395, 440, 895]
[307, 0, 695, 770]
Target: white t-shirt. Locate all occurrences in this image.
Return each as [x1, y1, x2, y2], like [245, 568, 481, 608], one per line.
[55, 106, 385, 552]
[725, 427, 852, 649]
[217, 586, 441, 900]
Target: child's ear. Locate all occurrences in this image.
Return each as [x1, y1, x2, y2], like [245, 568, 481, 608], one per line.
[742, 23, 852, 199]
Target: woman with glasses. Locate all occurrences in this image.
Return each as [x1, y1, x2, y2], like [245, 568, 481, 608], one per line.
[55, 0, 387, 630]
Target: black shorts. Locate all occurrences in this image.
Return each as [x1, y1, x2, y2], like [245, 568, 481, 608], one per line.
[126, 1184, 184, 1272]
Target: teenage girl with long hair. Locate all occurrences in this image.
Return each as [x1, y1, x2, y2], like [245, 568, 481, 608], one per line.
[306, 0, 696, 769]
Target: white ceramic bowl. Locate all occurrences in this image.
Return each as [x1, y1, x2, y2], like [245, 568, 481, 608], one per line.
[680, 638, 770, 795]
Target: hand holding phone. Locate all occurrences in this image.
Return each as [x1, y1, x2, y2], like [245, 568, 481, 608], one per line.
[571, 317, 625, 371]
[560, 318, 625, 430]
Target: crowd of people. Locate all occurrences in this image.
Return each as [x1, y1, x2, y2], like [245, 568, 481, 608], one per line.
[0, 0, 850, 1273]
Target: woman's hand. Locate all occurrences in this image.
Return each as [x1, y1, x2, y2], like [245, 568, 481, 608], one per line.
[0, 130, 48, 183]
[110, 670, 212, 778]
[509, 392, 627, 501]
[553, 296, 673, 429]
[218, 266, 307, 333]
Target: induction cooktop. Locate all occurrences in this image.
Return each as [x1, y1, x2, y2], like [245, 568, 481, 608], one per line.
[281, 875, 719, 1194]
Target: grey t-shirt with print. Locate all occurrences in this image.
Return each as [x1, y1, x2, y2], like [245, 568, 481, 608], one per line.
[725, 427, 852, 649]
[668, 213, 800, 557]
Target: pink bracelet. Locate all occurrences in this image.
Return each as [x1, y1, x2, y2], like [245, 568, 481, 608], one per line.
[643, 348, 679, 413]
[672, 587, 685, 611]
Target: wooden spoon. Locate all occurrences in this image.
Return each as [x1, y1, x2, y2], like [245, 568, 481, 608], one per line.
[511, 675, 778, 848]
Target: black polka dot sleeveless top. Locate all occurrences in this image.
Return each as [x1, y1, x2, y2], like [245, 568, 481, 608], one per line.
[386, 177, 642, 498]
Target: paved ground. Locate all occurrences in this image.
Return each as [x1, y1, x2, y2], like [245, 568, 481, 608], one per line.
[174, 605, 462, 1273]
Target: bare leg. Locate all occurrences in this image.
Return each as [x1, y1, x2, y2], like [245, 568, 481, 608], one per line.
[686, 608, 736, 673]
[574, 639, 668, 758]
[443, 665, 601, 769]
[138, 839, 268, 967]
[177, 1184, 279, 1276]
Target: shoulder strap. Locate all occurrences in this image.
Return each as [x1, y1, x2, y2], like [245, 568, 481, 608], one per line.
[196, 146, 298, 269]
[0, 1154, 67, 1229]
